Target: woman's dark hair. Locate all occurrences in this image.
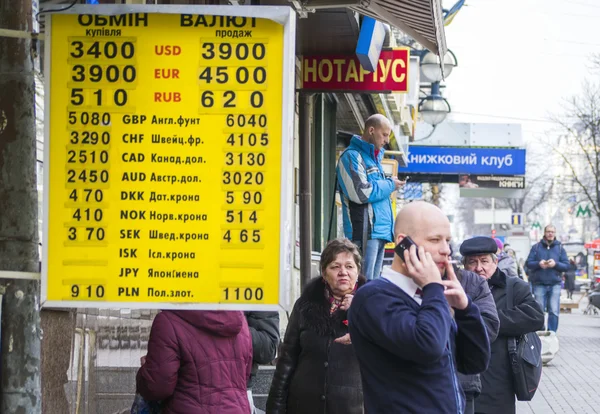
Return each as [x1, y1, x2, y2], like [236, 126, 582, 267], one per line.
[320, 238, 362, 275]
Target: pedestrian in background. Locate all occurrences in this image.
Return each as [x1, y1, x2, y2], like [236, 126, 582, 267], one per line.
[495, 238, 518, 278]
[336, 114, 403, 280]
[136, 310, 252, 414]
[461, 237, 544, 414]
[267, 238, 366, 414]
[564, 258, 577, 300]
[526, 225, 570, 332]
[245, 312, 280, 414]
[348, 202, 490, 414]
[507, 250, 525, 280]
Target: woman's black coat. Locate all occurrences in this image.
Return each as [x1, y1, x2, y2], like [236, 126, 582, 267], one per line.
[564, 263, 576, 292]
[475, 269, 545, 414]
[266, 276, 366, 414]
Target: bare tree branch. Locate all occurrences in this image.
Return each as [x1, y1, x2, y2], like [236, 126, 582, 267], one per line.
[546, 72, 600, 226]
[548, 139, 599, 216]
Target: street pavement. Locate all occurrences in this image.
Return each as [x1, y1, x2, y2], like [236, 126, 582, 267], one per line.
[517, 294, 600, 414]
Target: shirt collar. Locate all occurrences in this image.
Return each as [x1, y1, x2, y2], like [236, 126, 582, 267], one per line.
[381, 267, 421, 303]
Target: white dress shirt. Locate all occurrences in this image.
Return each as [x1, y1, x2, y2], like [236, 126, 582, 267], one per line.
[381, 266, 422, 305]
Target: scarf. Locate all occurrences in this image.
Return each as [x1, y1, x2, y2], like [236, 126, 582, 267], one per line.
[323, 279, 357, 314]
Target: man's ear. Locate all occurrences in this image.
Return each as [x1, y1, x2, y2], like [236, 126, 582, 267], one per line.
[395, 233, 406, 246]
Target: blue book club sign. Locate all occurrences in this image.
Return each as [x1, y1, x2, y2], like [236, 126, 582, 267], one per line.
[400, 146, 526, 175]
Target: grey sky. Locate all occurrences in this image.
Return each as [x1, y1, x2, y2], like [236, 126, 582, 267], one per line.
[442, 0, 600, 139]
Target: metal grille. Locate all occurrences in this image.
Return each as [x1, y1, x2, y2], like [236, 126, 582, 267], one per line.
[64, 309, 159, 414]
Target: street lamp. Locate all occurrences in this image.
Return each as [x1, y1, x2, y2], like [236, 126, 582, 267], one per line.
[420, 50, 458, 83]
[419, 82, 451, 126]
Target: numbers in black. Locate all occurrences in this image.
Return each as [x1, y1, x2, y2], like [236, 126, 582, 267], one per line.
[70, 41, 84, 58]
[70, 40, 135, 60]
[222, 229, 261, 243]
[243, 191, 262, 204]
[235, 67, 266, 84]
[225, 152, 266, 166]
[67, 150, 109, 164]
[235, 43, 249, 60]
[226, 114, 267, 128]
[201, 42, 215, 59]
[198, 66, 228, 84]
[66, 226, 105, 241]
[226, 210, 258, 223]
[70, 131, 110, 145]
[252, 43, 266, 60]
[71, 64, 136, 83]
[70, 89, 84, 105]
[69, 189, 104, 202]
[223, 91, 236, 108]
[201, 91, 214, 108]
[226, 133, 269, 147]
[201, 42, 266, 60]
[86, 227, 105, 241]
[71, 284, 105, 298]
[67, 169, 109, 184]
[94, 89, 127, 106]
[73, 208, 103, 222]
[200, 91, 237, 108]
[113, 89, 127, 106]
[224, 191, 262, 205]
[250, 91, 263, 108]
[68, 111, 111, 126]
[71, 89, 128, 107]
[223, 287, 264, 301]
[222, 171, 264, 185]
[198, 66, 266, 85]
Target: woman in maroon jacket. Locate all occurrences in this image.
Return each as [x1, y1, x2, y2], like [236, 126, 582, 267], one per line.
[136, 310, 253, 414]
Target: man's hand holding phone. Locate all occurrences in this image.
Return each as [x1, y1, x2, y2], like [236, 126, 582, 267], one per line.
[391, 177, 405, 191]
[440, 262, 469, 310]
[403, 245, 443, 288]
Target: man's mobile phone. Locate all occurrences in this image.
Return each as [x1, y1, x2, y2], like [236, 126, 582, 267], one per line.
[395, 236, 420, 263]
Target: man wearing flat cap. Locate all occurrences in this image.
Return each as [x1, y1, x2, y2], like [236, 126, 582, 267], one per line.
[460, 237, 544, 414]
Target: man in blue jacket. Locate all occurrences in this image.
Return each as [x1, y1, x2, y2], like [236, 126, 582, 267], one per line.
[336, 114, 403, 280]
[526, 225, 570, 332]
[348, 202, 490, 414]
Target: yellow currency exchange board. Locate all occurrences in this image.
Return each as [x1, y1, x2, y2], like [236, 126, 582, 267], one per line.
[43, 6, 295, 310]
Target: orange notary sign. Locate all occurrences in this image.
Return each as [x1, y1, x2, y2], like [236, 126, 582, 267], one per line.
[301, 48, 409, 93]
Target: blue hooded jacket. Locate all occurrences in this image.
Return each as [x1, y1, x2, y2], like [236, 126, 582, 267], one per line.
[336, 136, 395, 242]
[526, 239, 570, 285]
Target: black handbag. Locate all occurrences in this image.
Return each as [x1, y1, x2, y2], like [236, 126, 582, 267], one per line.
[506, 277, 543, 401]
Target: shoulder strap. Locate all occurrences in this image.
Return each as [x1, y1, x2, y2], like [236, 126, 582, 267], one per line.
[327, 174, 339, 242]
[506, 276, 518, 354]
[328, 148, 360, 242]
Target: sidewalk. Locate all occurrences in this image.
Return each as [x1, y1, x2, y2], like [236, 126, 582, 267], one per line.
[517, 297, 600, 414]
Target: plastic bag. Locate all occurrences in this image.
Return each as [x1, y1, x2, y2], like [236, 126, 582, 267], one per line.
[130, 393, 163, 414]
